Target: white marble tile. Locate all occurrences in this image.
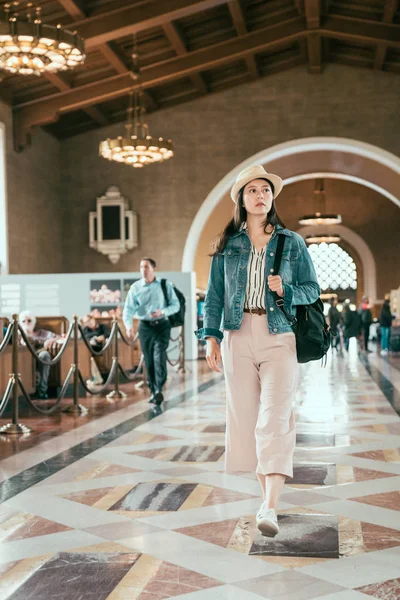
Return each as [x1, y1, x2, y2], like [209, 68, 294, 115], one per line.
[171, 585, 268, 600]
[138, 498, 261, 530]
[118, 530, 284, 583]
[315, 475, 400, 499]
[307, 498, 400, 530]
[297, 550, 400, 588]
[312, 591, 383, 600]
[0, 530, 104, 564]
[4, 490, 132, 529]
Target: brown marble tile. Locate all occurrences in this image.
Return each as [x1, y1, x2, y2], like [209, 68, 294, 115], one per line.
[176, 518, 240, 548]
[2, 514, 71, 542]
[62, 487, 115, 507]
[351, 449, 400, 462]
[361, 522, 400, 552]
[202, 486, 257, 506]
[357, 577, 400, 599]
[137, 560, 223, 599]
[352, 468, 399, 482]
[350, 491, 400, 511]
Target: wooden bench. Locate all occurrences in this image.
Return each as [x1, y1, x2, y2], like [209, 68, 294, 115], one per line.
[0, 317, 35, 399]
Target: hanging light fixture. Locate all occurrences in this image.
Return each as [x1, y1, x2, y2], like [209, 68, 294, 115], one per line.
[305, 234, 342, 244]
[99, 36, 173, 168]
[0, 1, 85, 76]
[299, 179, 342, 226]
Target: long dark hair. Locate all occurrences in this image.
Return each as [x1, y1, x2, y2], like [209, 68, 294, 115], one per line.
[211, 179, 286, 255]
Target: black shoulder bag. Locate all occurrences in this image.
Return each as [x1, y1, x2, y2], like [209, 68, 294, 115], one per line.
[272, 236, 334, 364]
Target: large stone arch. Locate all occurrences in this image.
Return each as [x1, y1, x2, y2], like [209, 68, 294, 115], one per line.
[296, 225, 377, 303]
[182, 137, 400, 280]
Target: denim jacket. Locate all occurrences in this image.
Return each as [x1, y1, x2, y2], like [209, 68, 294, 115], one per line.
[195, 225, 320, 342]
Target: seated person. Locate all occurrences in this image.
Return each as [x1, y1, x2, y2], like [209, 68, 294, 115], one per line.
[19, 310, 63, 400]
[80, 314, 111, 385]
[80, 314, 110, 351]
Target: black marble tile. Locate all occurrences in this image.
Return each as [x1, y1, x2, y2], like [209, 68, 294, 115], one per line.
[0, 376, 222, 504]
[291, 463, 336, 485]
[8, 552, 140, 600]
[296, 433, 336, 448]
[110, 482, 197, 511]
[249, 513, 339, 558]
[170, 445, 225, 462]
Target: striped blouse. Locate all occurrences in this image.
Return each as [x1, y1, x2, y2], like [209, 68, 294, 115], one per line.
[244, 245, 267, 309]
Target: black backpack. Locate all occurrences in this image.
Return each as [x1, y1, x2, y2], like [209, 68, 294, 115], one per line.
[161, 279, 186, 328]
[273, 236, 335, 364]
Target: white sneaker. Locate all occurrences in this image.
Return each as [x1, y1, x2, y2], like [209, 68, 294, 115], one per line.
[256, 503, 279, 537]
[380, 349, 388, 356]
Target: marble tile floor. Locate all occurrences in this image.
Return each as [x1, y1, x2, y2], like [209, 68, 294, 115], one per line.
[0, 348, 400, 599]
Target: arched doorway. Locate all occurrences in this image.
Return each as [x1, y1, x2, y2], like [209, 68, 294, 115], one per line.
[182, 137, 400, 288]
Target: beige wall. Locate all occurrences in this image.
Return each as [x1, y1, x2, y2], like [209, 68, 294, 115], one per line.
[195, 179, 398, 302]
[0, 100, 63, 274]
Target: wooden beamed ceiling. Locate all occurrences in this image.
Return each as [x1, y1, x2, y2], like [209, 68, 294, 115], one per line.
[0, 0, 399, 146]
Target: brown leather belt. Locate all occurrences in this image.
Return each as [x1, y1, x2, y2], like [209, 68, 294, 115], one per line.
[244, 308, 266, 315]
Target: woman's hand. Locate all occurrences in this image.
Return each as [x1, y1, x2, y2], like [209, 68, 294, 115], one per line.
[268, 275, 284, 297]
[206, 338, 222, 373]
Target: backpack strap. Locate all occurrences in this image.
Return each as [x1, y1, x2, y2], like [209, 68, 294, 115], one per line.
[271, 236, 297, 326]
[160, 278, 169, 307]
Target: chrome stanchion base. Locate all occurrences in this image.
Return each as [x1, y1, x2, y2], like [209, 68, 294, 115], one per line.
[106, 390, 127, 400]
[62, 404, 88, 415]
[0, 422, 32, 435]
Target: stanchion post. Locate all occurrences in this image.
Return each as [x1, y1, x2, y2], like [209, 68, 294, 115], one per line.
[0, 314, 31, 434]
[107, 318, 127, 400]
[179, 326, 186, 373]
[63, 316, 86, 414]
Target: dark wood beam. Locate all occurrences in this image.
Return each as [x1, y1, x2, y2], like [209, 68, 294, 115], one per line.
[304, 0, 321, 73]
[73, 0, 229, 50]
[15, 18, 305, 129]
[43, 72, 107, 124]
[228, 0, 259, 78]
[57, 0, 85, 20]
[322, 15, 400, 47]
[374, 0, 398, 70]
[163, 22, 208, 94]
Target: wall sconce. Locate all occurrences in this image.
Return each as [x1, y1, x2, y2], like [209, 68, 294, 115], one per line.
[89, 186, 138, 264]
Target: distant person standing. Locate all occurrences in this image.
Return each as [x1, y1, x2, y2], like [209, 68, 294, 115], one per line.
[327, 297, 340, 351]
[342, 304, 361, 352]
[123, 258, 180, 405]
[358, 296, 373, 353]
[380, 297, 394, 356]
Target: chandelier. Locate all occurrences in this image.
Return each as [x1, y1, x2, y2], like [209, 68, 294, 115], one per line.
[299, 179, 342, 226]
[305, 234, 341, 244]
[0, 2, 85, 76]
[99, 39, 173, 168]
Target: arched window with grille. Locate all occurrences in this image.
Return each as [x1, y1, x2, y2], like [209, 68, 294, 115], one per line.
[307, 243, 357, 297]
[0, 122, 7, 275]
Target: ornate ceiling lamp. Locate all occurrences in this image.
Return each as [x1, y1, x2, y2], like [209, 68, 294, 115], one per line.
[305, 234, 341, 244]
[99, 38, 173, 168]
[299, 179, 342, 226]
[0, 1, 85, 76]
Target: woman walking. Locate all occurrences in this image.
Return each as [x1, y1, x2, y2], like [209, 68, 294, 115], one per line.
[195, 165, 320, 537]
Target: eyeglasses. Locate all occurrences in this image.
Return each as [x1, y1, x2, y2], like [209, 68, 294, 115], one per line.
[22, 319, 32, 323]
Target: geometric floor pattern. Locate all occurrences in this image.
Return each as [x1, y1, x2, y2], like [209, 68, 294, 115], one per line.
[1, 346, 400, 599]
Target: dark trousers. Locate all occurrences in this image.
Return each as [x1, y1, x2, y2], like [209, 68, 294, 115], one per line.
[139, 319, 171, 393]
[362, 325, 370, 351]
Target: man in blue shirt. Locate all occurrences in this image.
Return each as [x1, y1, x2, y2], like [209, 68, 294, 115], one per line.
[123, 257, 180, 405]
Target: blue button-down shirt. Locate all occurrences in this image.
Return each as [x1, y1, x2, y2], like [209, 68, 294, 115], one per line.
[123, 277, 180, 328]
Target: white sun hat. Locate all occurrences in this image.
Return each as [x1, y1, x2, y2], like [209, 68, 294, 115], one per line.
[230, 165, 283, 203]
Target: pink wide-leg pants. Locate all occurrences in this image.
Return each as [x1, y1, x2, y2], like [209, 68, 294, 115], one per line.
[221, 313, 298, 477]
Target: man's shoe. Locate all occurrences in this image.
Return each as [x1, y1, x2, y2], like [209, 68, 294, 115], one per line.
[154, 391, 164, 405]
[256, 503, 279, 537]
[148, 393, 156, 404]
